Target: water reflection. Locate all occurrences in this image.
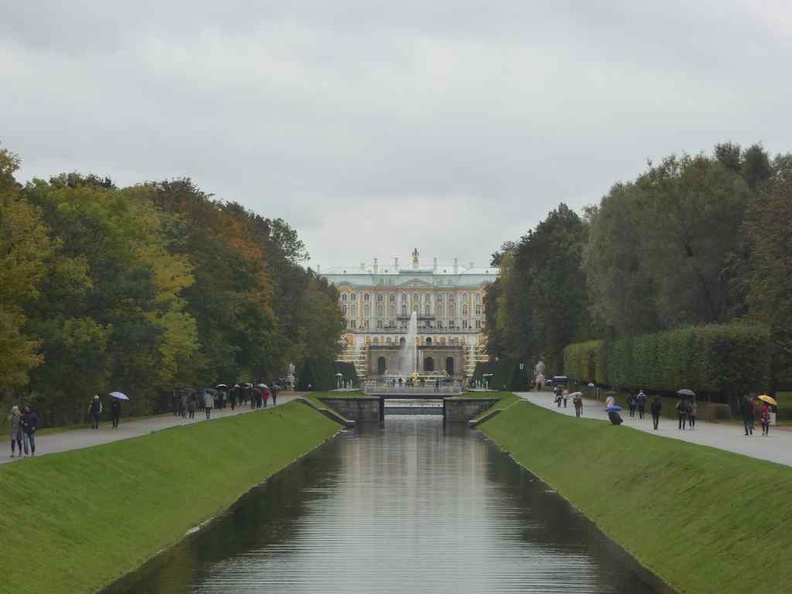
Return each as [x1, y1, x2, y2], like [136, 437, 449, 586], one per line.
[106, 416, 670, 593]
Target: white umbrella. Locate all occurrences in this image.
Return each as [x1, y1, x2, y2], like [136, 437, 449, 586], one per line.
[109, 391, 129, 401]
[569, 391, 583, 398]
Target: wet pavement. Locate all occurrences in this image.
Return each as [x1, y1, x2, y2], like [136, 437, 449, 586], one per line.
[1, 394, 301, 465]
[518, 392, 792, 468]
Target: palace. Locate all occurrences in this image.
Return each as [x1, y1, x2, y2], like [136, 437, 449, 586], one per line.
[320, 250, 499, 380]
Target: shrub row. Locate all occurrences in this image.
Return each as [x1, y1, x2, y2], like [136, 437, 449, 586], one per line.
[564, 323, 770, 399]
[473, 358, 532, 391]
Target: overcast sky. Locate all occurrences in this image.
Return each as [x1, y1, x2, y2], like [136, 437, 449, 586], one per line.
[2, 1, 791, 271]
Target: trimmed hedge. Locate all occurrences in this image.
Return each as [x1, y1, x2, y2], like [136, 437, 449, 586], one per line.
[473, 358, 532, 391]
[564, 323, 770, 400]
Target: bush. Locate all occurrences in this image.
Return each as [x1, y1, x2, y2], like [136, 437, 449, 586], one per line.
[564, 323, 771, 400]
[473, 358, 531, 391]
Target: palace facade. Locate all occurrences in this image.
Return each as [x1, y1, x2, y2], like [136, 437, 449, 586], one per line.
[320, 251, 498, 380]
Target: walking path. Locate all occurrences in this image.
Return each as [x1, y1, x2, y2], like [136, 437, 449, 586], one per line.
[517, 392, 792, 468]
[1, 394, 302, 465]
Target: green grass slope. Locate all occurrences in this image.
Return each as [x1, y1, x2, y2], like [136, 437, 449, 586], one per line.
[0, 402, 340, 594]
[479, 401, 792, 594]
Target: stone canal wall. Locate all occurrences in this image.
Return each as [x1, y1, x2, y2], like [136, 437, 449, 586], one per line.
[443, 397, 500, 423]
[318, 396, 381, 423]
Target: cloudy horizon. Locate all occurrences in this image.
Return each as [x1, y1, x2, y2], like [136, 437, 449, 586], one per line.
[3, 0, 791, 271]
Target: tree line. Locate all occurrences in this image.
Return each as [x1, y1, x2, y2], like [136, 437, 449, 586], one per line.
[0, 146, 344, 424]
[486, 142, 791, 394]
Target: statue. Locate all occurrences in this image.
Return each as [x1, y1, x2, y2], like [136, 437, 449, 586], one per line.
[286, 362, 296, 391]
[412, 248, 419, 265]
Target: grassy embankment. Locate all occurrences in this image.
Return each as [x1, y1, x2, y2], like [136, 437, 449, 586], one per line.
[479, 399, 792, 594]
[0, 401, 340, 594]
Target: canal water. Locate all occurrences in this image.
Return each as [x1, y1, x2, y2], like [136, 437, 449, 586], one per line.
[105, 416, 670, 593]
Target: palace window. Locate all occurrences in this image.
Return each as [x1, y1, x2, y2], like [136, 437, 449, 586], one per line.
[377, 320, 383, 328]
[364, 304, 370, 317]
[475, 305, 481, 315]
[351, 305, 357, 316]
[402, 293, 408, 302]
[351, 293, 357, 302]
[437, 305, 444, 317]
[462, 305, 468, 315]
[475, 294, 481, 303]
[424, 304, 431, 316]
[449, 320, 455, 328]
[389, 304, 396, 317]
[449, 306, 455, 317]
[377, 304, 383, 317]
[364, 293, 370, 302]
[349, 320, 355, 329]
[389, 294, 396, 303]
[476, 320, 482, 329]
[377, 294, 383, 302]
[342, 304, 347, 315]
[463, 320, 468, 329]
[364, 320, 369, 329]
[436, 295, 443, 303]
[341, 293, 347, 302]
[402, 305, 407, 315]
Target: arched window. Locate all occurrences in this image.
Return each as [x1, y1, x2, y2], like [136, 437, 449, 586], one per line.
[377, 304, 383, 317]
[437, 305, 444, 317]
[424, 304, 431, 316]
[401, 305, 407, 315]
[351, 305, 358, 316]
[462, 305, 468, 315]
[449, 305, 455, 317]
[341, 293, 348, 302]
[377, 294, 383, 302]
[389, 304, 396, 317]
[364, 293, 370, 302]
[426, 337, 432, 345]
[386, 337, 392, 344]
[475, 294, 481, 303]
[437, 295, 443, 303]
[399, 337, 406, 346]
[424, 357, 435, 372]
[342, 304, 347, 315]
[463, 320, 468, 329]
[402, 293, 408, 302]
[364, 304, 370, 317]
[372, 337, 379, 345]
[351, 293, 358, 302]
[389, 294, 396, 303]
[413, 293, 419, 302]
[446, 357, 455, 375]
[377, 357, 387, 375]
[475, 305, 481, 315]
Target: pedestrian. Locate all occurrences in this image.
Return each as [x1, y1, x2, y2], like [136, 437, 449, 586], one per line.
[760, 401, 771, 436]
[7, 405, 23, 457]
[650, 395, 662, 430]
[676, 398, 688, 430]
[262, 385, 270, 408]
[88, 395, 102, 429]
[555, 385, 563, 408]
[229, 385, 238, 411]
[688, 399, 697, 430]
[562, 388, 569, 408]
[740, 395, 753, 436]
[627, 393, 636, 418]
[202, 389, 214, 420]
[187, 391, 197, 419]
[573, 393, 583, 418]
[110, 398, 121, 429]
[605, 394, 616, 409]
[636, 390, 647, 420]
[271, 382, 279, 405]
[608, 410, 623, 426]
[20, 406, 40, 457]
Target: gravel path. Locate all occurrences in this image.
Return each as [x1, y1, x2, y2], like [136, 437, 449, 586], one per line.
[517, 392, 792, 468]
[1, 394, 301, 465]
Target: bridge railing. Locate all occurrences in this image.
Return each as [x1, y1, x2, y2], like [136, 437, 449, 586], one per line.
[362, 381, 463, 396]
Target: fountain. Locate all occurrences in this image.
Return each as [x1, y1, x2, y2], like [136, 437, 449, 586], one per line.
[397, 311, 419, 376]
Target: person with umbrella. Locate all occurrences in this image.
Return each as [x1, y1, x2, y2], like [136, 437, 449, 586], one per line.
[636, 390, 647, 420]
[88, 395, 103, 429]
[572, 392, 583, 418]
[758, 395, 777, 436]
[606, 405, 623, 425]
[107, 392, 129, 429]
[676, 389, 695, 430]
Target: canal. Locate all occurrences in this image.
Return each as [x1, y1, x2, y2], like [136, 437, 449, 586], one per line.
[105, 415, 669, 593]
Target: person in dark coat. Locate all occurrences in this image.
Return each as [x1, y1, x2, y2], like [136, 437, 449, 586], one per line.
[20, 406, 40, 457]
[636, 390, 648, 420]
[271, 382, 279, 406]
[607, 410, 623, 426]
[676, 398, 689, 430]
[110, 399, 121, 429]
[88, 395, 102, 429]
[650, 395, 662, 430]
[627, 393, 636, 418]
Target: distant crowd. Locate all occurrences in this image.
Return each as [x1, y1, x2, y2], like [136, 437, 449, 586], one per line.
[172, 382, 285, 420]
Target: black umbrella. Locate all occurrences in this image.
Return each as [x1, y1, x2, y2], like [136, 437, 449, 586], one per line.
[677, 388, 696, 398]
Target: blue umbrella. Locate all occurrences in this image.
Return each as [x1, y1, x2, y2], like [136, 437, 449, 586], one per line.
[109, 391, 129, 401]
[605, 405, 622, 412]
